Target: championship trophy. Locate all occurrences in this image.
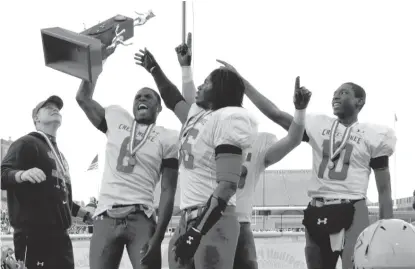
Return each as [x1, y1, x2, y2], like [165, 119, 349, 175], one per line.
[40, 10, 155, 82]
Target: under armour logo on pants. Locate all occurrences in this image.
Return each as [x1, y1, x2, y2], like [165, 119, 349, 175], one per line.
[186, 236, 194, 245]
[317, 218, 327, 225]
[37, 261, 44, 267]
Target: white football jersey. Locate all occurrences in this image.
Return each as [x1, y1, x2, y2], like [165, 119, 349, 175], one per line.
[305, 114, 396, 200]
[95, 105, 179, 216]
[236, 132, 277, 222]
[179, 104, 258, 210]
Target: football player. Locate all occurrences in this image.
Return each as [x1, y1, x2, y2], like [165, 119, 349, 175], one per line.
[135, 46, 257, 269]
[76, 71, 180, 269]
[172, 36, 312, 269]
[240, 74, 396, 269]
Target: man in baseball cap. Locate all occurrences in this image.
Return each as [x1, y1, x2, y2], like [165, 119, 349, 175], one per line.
[1, 95, 92, 269]
[32, 95, 63, 125]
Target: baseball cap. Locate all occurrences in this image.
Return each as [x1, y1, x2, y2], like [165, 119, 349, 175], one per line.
[32, 95, 64, 120]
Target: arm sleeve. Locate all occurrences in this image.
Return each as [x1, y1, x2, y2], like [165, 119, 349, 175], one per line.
[68, 183, 81, 217]
[1, 139, 37, 190]
[370, 127, 397, 158]
[151, 65, 185, 111]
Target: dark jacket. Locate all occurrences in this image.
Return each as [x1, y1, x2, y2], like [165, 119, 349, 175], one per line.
[1, 132, 80, 232]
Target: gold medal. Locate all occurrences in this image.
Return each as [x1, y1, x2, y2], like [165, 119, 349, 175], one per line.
[128, 121, 154, 165]
[328, 161, 335, 170]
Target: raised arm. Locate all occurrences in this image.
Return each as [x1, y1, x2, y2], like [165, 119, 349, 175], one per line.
[135, 48, 191, 124]
[176, 33, 197, 104]
[76, 80, 108, 133]
[216, 60, 309, 142]
[263, 77, 311, 166]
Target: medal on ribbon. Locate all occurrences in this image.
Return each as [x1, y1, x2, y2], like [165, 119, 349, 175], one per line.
[328, 120, 357, 170]
[128, 121, 154, 166]
[37, 131, 68, 176]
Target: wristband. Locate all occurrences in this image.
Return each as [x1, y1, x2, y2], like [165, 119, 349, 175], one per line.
[293, 109, 306, 126]
[182, 66, 193, 83]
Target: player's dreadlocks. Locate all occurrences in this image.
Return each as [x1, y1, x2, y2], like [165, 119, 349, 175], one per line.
[209, 68, 245, 110]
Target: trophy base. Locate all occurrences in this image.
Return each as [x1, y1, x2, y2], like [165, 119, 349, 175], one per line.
[41, 27, 103, 82]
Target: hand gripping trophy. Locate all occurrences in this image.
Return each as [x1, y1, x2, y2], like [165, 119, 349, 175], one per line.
[40, 10, 155, 82]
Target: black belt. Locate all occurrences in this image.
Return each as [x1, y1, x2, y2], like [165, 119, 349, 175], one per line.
[111, 204, 149, 210]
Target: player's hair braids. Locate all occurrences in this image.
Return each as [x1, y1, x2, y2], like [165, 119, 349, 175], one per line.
[210, 68, 245, 110]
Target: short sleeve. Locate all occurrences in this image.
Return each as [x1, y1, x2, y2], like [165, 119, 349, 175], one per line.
[162, 130, 180, 160]
[260, 133, 278, 158]
[370, 127, 396, 158]
[104, 105, 132, 134]
[104, 105, 122, 118]
[258, 132, 278, 170]
[305, 113, 321, 138]
[213, 108, 258, 151]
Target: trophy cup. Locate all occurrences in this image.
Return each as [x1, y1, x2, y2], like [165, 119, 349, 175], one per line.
[40, 10, 155, 82]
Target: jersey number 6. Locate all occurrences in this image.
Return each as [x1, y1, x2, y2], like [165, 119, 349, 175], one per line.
[116, 137, 134, 174]
[180, 128, 199, 169]
[318, 139, 353, 181]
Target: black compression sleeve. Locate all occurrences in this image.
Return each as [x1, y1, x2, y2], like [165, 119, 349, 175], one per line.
[97, 118, 108, 133]
[151, 65, 185, 110]
[194, 195, 227, 235]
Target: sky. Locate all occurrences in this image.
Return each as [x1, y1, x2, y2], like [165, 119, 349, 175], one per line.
[1, 0, 414, 203]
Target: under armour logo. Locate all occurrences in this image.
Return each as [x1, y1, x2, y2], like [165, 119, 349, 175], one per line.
[37, 261, 44, 266]
[186, 236, 194, 245]
[317, 218, 327, 225]
[62, 201, 67, 204]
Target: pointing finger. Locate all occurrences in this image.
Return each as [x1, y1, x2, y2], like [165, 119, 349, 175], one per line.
[295, 76, 300, 91]
[187, 32, 192, 50]
[216, 59, 226, 66]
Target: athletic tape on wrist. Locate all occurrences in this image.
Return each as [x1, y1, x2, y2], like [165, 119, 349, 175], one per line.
[182, 66, 193, 83]
[293, 109, 306, 125]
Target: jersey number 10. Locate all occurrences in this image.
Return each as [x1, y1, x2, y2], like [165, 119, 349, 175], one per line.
[318, 139, 354, 181]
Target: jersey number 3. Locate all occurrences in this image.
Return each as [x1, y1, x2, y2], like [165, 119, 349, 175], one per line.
[180, 128, 199, 169]
[318, 139, 353, 181]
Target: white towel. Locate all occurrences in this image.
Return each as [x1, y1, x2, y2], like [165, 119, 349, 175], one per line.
[330, 228, 345, 252]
